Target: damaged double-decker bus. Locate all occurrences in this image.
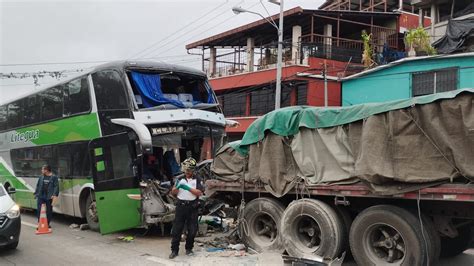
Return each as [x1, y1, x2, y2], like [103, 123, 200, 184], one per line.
[0, 61, 229, 234]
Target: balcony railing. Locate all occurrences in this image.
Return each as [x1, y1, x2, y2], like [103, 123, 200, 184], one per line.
[204, 27, 399, 78]
[204, 41, 298, 78]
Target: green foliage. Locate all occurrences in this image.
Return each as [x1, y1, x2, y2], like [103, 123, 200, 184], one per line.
[361, 30, 375, 68]
[405, 27, 437, 55]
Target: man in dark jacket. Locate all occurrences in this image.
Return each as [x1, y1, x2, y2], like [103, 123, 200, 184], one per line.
[34, 165, 59, 227]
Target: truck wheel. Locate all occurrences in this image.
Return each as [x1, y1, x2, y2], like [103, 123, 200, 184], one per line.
[420, 214, 441, 264]
[334, 206, 352, 257]
[440, 225, 471, 257]
[281, 199, 344, 260]
[349, 205, 429, 266]
[85, 194, 100, 232]
[240, 197, 285, 253]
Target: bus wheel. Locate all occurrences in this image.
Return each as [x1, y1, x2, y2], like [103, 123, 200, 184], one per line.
[85, 194, 100, 232]
[440, 225, 471, 257]
[240, 197, 285, 253]
[281, 199, 344, 260]
[349, 205, 429, 266]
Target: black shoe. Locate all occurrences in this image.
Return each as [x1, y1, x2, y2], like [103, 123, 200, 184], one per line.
[185, 250, 194, 256]
[169, 252, 178, 259]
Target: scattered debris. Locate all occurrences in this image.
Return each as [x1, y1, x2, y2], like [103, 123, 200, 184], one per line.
[228, 243, 245, 251]
[117, 236, 134, 242]
[79, 224, 90, 230]
[206, 247, 225, 252]
[198, 223, 208, 236]
[206, 250, 246, 257]
[69, 223, 79, 229]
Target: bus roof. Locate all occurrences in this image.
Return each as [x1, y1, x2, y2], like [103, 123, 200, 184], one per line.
[1, 60, 207, 105]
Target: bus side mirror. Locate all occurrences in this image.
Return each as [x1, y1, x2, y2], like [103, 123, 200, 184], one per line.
[7, 187, 16, 194]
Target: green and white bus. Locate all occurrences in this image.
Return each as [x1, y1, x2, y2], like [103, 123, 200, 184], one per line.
[0, 61, 227, 234]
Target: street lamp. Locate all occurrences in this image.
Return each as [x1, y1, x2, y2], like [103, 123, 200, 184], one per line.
[232, 0, 284, 109]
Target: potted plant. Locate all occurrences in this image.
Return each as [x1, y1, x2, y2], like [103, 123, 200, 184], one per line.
[405, 27, 437, 57]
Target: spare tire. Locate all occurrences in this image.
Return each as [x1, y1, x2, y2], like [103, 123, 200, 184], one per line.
[240, 197, 285, 253]
[281, 199, 345, 260]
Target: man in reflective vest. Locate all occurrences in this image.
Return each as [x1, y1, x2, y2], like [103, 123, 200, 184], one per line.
[169, 157, 203, 259]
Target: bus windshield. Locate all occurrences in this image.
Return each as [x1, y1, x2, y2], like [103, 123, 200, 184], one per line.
[127, 71, 219, 111]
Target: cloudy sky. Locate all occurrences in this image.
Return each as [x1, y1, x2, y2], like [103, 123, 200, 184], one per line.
[0, 0, 324, 102]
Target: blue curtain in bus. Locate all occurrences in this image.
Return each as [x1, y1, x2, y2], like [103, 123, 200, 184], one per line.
[130, 72, 185, 108]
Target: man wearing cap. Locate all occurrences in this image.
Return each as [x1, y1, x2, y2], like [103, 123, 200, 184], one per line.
[169, 157, 203, 259]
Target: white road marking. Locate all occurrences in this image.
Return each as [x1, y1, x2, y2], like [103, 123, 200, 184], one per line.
[21, 221, 37, 228]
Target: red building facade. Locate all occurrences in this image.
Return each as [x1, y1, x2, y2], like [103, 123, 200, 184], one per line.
[186, 6, 429, 140]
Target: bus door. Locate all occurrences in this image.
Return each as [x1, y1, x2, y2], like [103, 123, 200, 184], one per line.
[89, 132, 141, 234]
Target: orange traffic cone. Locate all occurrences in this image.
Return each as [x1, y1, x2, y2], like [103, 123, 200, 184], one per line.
[35, 203, 51, 235]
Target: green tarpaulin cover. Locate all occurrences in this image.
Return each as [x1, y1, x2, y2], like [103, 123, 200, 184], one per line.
[231, 88, 474, 156]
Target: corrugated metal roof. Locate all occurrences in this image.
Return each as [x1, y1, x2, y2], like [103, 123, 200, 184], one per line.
[341, 52, 474, 81]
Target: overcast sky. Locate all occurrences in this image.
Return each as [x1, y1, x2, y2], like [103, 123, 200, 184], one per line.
[0, 0, 324, 102]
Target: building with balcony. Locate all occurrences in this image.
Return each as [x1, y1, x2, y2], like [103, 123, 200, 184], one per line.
[412, 0, 474, 53]
[186, 6, 428, 140]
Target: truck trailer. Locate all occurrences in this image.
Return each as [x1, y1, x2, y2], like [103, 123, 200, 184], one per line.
[207, 88, 474, 265]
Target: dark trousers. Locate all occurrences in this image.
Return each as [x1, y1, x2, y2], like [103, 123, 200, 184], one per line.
[37, 198, 53, 226]
[171, 200, 199, 253]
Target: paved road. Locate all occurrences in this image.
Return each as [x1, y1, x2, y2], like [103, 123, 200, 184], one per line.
[1, 211, 473, 265]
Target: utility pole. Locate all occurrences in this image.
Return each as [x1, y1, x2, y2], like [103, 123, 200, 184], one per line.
[274, 0, 284, 110]
[323, 60, 328, 107]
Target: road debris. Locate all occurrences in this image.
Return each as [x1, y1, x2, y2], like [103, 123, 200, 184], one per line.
[117, 236, 134, 242]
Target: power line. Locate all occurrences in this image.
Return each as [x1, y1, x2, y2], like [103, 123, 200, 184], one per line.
[128, 0, 230, 60]
[0, 54, 201, 67]
[138, 0, 246, 59]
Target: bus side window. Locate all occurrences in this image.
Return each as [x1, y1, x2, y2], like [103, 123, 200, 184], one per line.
[0, 105, 7, 131]
[92, 70, 129, 111]
[63, 77, 91, 116]
[7, 100, 23, 129]
[23, 95, 41, 126]
[70, 143, 90, 178]
[40, 86, 63, 121]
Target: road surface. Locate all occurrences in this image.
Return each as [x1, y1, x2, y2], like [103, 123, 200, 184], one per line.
[0, 211, 473, 265]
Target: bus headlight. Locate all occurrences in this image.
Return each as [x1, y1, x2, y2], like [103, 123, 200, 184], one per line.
[6, 204, 20, 219]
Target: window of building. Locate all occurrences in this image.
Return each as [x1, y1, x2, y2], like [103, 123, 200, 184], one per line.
[92, 70, 129, 110]
[250, 87, 275, 116]
[296, 83, 308, 105]
[221, 92, 247, 117]
[281, 86, 292, 108]
[64, 77, 91, 116]
[412, 68, 458, 97]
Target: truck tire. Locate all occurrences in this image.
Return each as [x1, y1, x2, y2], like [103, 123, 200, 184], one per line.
[240, 197, 285, 253]
[281, 199, 344, 260]
[419, 214, 441, 265]
[85, 194, 100, 232]
[334, 206, 352, 257]
[440, 225, 471, 257]
[349, 205, 429, 266]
